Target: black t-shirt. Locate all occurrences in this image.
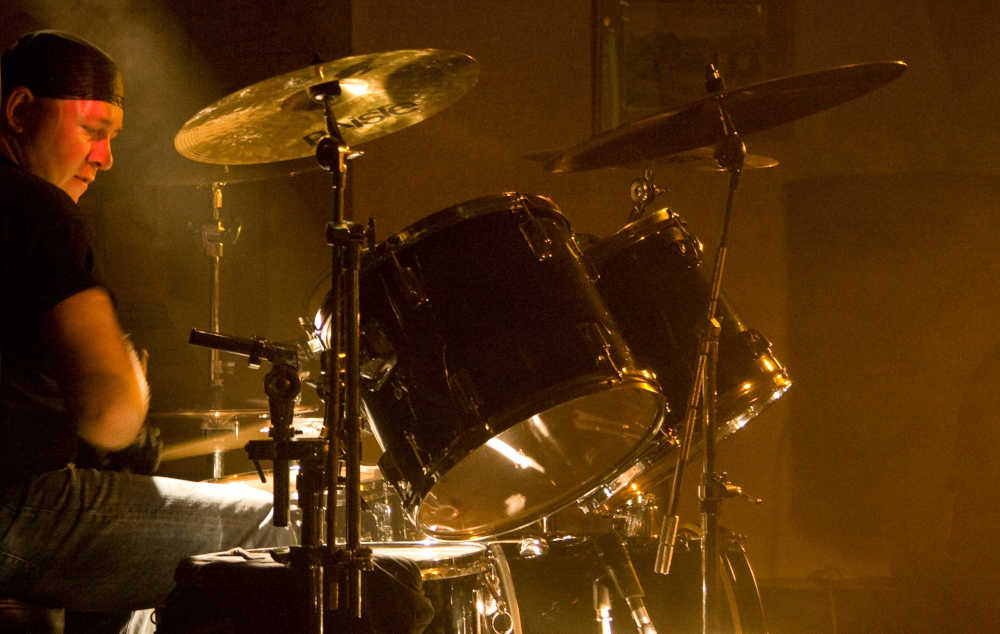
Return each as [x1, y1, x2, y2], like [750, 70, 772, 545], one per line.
[0, 157, 100, 479]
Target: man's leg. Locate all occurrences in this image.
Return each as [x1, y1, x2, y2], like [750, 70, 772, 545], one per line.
[0, 466, 294, 613]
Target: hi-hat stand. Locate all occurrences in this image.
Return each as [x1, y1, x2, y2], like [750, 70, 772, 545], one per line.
[201, 179, 242, 478]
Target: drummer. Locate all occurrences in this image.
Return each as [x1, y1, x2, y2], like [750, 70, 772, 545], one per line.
[0, 30, 429, 632]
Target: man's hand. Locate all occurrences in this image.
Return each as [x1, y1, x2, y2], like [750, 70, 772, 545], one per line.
[76, 423, 163, 475]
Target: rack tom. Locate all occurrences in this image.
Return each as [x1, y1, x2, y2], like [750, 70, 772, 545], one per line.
[325, 193, 666, 539]
[576, 208, 791, 514]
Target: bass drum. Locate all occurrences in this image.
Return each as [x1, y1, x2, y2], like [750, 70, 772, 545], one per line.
[321, 194, 666, 539]
[576, 208, 791, 514]
[501, 528, 766, 634]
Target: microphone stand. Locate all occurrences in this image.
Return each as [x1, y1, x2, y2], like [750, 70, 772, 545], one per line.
[653, 63, 747, 634]
[188, 329, 328, 632]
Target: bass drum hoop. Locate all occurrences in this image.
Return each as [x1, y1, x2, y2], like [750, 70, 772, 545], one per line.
[414, 375, 665, 539]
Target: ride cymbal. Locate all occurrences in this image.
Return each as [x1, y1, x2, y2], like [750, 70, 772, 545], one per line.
[174, 49, 479, 165]
[544, 60, 907, 173]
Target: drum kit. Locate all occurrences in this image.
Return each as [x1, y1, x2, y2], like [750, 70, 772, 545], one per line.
[153, 46, 906, 634]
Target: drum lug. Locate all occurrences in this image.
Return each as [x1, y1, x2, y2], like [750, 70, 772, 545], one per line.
[657, 424, 680, 447]
[483, 545, 518, 634]
[359, 320, 397, 391]
[742, 328, 774, 357]
[403, 431, 430, 473]
[580, 322, 623, 379]
[359, 354, 396, 391]
[568, 234, 600, 282]
[447, 367, 483, 418]
[516, 537, 549, 559]
[676, 218, 704, 264]
[517, 209, 555, 261]
[389, 251, 430, 308]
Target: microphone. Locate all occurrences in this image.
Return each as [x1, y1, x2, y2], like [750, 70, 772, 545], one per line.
[594, 532, 658, 634]
[654, 513, 681, 575]
[189, 328, 299, 367]
[593, 578, 613, 634]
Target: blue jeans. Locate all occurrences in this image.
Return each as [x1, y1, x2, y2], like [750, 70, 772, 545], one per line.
[0, 465, 295, 612]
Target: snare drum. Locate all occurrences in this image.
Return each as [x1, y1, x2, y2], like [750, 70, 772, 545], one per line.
[371, 542, 521, 634]
[576, 208, 791, 514]
[210, 465, 412, 542]
[323, 194, 666, 539]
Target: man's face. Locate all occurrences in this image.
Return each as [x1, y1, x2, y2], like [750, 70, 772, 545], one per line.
[21, 97, 123, 203]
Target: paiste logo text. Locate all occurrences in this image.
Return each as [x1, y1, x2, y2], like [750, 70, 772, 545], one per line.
[302, 102, 420, 146]
[339, 102, 419, 129]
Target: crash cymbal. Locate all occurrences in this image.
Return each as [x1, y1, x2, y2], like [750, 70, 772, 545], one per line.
[174, 49, 479, 165]
[526, 146, 779, 171]
[150, 406, 316, 421]
[654, 147, 779, 171]
[209, 463, 385, 490]
[544, 60, 907, 173]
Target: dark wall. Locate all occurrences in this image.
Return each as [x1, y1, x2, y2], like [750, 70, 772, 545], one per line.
[350, 0, 1000, 600]
[785, 172, 1000, 562]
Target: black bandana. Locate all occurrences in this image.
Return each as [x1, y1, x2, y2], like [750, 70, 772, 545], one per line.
[1, 30, 124, 107]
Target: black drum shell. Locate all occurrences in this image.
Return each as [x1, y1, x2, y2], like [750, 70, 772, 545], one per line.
[338, 193, 665, 538]
[573, 208, 791, 515]
[585, 208, 789, 435]
[502, 529, 766, 634]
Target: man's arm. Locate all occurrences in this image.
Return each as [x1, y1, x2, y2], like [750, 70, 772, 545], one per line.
[44, 287, 149, 451]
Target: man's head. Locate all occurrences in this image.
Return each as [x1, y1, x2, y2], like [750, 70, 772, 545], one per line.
[1, 31, 124, 202]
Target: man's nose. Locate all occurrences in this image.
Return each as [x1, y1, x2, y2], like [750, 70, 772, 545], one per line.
[90, 138, 114, 170]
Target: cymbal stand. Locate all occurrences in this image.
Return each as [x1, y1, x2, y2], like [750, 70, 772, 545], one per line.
[653, 63, 748, 634]
[310, 78, 372, 632]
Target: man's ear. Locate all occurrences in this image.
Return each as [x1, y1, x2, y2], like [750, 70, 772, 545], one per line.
[3, 86, 39, 133]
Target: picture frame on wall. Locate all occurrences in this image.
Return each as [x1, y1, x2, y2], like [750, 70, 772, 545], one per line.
[593, 0, 792, 133]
